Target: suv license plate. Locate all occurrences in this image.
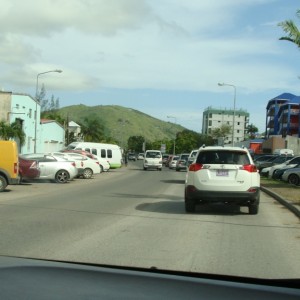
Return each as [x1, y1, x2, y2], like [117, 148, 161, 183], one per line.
[217, 170, 228, 176]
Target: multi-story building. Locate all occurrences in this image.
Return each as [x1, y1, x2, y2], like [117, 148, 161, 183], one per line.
[202, 107, 249, 144]
[266, 93, 300, 138]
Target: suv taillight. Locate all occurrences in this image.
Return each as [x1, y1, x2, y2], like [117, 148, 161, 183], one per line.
[241, 164, 257, 173]
[189, 163, 203, 172]
[14, 163, 18, 174]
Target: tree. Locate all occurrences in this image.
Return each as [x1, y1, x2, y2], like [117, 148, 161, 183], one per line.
[127, 136, 145, 152]
[278, 10, 300, 48]
[246, 123, 258, 140]
[0, 121, 26, 145]
[210, 124, 232, 145]
[79, 117, 104, 142]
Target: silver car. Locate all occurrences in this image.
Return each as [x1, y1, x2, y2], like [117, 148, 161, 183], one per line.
[281, 167, 300, 185]
[20, 154, 78, 183]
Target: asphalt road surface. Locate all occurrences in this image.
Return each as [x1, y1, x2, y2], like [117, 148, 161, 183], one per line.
[0, 161, 299, 279]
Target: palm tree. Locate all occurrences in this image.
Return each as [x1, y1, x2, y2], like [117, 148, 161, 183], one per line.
[0, 121, 26, 145]
[80, 117, 104, 142]
[278, 9, 300, 48]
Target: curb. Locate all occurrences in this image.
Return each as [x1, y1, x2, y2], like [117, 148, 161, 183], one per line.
[260, 185, 300, 219]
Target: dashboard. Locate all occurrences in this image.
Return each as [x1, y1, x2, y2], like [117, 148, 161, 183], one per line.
[0, 256, 299, 299]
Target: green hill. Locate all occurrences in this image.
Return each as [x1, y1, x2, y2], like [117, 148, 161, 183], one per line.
[58, 104, 186, 143]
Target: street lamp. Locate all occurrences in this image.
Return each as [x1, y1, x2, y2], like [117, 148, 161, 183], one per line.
[167, 115, 177, 155]
[218, 82, 236, 146]
[34, 69, 62, 153]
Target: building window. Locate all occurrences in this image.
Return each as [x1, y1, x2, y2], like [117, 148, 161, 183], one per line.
[16, 104, 19, 109]
[29, 109, 32, 118]
[209, 120, 212, 126]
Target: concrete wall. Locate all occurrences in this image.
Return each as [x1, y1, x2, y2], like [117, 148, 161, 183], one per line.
[40, 121, 65, 153]
[0, 91, 12, 122]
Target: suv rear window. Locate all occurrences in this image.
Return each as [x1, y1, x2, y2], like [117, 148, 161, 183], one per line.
[196, 150, 250, 165]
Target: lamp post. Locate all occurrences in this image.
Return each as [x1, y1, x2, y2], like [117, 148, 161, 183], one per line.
[167, 115, 177, 155]
[34, 69, 62, 153]
[218, 83, 236, 147]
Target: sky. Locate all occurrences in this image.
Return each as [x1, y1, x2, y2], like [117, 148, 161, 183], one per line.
[1, 0, 300, 133]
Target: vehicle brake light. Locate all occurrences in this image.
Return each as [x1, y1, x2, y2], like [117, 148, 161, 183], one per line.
[189, 163, 203, 172]
[96, 161, 100, 165]
[71, 162, 76, 167]
[241, 164, 258, 173]
[14, 163, 18, 174]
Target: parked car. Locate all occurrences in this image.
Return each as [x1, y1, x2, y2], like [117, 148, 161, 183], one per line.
[51, 152, 101, 178]
[61, 149, 110, 172]
[268, 156, 300, 179]
[272, 164, 300, 180]
[175, 153, 189, 171]
[18, 156, 40, 182]
[169, 156, 179, 169]
[257, 155, 293, 173]
[20, 154, 78, 183]
[0, 141, 20, 191]
[281, 167, 300, 185]
[185, 146, 260, 214]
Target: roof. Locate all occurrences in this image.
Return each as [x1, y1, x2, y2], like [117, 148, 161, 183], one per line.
[266, 93, 298, 109]
[69, 121, 81, 127]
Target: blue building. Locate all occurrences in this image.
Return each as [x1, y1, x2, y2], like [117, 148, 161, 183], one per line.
[266, 93, 300, 138]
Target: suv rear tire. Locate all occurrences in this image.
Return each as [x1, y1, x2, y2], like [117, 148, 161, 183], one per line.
[248, 204, 259, 215]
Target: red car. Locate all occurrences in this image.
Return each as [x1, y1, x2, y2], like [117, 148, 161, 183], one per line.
[18, 156, 40, 182]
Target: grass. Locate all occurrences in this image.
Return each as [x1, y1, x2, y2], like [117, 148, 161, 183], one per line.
[260, 177, 300, 204]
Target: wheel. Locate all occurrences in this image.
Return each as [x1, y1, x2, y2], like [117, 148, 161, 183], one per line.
[83, 168, 93, 179]
[55, 170, 70, 183]
[158, 168, 162, 171]
[288, 174, 299, 185]
[185, 199, 196, 213]
[0, 175, 8, 192]
[143, 167, 147, 170]
[248, 204, 259, 215]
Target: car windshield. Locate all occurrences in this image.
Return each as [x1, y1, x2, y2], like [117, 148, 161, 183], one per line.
[2, 0, 300, 286]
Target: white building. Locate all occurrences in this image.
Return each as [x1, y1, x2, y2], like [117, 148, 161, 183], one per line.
[202, 107, 250, 144]
[0, 91, 65, 154]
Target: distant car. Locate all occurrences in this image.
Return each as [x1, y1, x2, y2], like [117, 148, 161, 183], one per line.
[169, 156, 179, 169]
[185, 146, 260, 214]
[175, 153, 189, 171]
[162, 154, 169, 165]
[187, 149, 198, 167]
[18, 156, 40, 182]
[20, 154, 78, 183]
[143, 150, 162, 171]
[138, 153, 144, 160]
[281, 167, 300, 185]
[128, 153, 136, 161]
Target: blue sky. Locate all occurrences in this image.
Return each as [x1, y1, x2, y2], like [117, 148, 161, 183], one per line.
[1, 0, 300, 133]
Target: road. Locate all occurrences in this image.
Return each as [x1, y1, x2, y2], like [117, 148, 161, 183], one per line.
[0, 160, 299, 279]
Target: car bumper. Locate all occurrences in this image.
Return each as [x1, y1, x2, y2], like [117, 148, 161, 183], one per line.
[144, 164, 162, 169]
[185, 185, 260, 205]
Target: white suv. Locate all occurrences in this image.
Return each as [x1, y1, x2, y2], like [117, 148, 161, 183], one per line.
[143, 150, 162, 171]
[185, 146, 260, 214]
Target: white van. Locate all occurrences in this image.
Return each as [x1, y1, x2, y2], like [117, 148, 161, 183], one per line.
[66, 142, 122, 169]
[273, 148, 294, 156]
[143, 150, 162, 171]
